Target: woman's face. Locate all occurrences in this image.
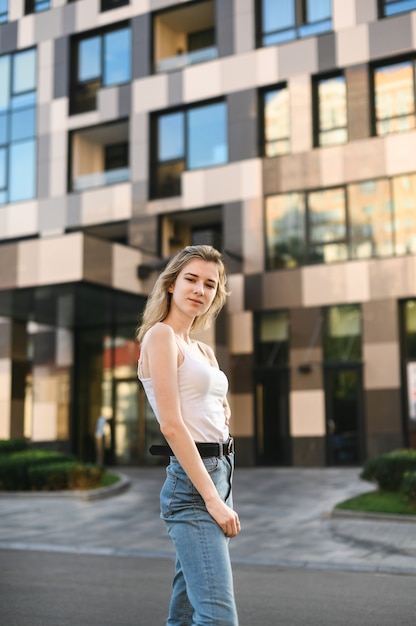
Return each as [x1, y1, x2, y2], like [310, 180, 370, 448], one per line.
[169, 258, 219, 318]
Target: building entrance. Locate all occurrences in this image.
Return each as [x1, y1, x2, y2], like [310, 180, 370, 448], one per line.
[255, 368, 291, 465]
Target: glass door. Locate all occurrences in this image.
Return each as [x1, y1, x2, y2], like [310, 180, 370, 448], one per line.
[114, 380, 140, 464]
[255, 368, 291, 465]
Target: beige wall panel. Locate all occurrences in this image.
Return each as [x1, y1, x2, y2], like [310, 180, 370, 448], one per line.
[182, 170, 206, 208]
[8, 201, 38, 240]
[241, 159, 263, 199]
[320, 145, 345, 188]
[227, 274, 244, 314]
[229, 392, 253, 436]
[32, 401, 57, 441]
[363, 342, 401, 390]
[290, 347, 323, 392]
[0, 207, 6, 238]
[243, 197, 264, 275]
[183, 60, 221, 103]
[81, 187, 116, 224]
[18, 16, 34, 48]
[0, 402, 11, 439]
[362, 299, 399, 344]
[263, 269, 302, 309]
[279, 39, 318, 78]
[67, 109, 100, 131]
[50, 129, 68, 197]
[17, 240, 39, 287]
[333, 0, 356, 31]
[229, 311, 253, 354]
[0, 359, 11, 402]
[132, 0, 150, 13]
[255, 46, 279, 87]
[345, 260, 370, 303]
[302, 264, 347, 307]
[10, 0, 24, 21]
[344, 137, 385, 182]
[412, 12, 416, 47]
[51, 99, 69, 133]
[112, 244, 141, 294]
[385, 131, 416, 176]
[131, 113, 148, 181]
[369, 256, 416, 300]
[97, 86, 119, 120]
[112, 183, 132, 220]
[221, 52, 256, 93]
[184, 161, 260, 208]
[38, 234, 83, 285]
[75, 0, 99, 31]
[38, 41, 53, 105]
[336, 24, 369, 67]
[290, 389, 326, 436]
[289, 76, 312, 154]
[234, 0, 255, 55]
[132, 75, 168, 113]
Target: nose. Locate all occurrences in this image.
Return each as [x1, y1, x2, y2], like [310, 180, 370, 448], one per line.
[194, 281, 204, 295]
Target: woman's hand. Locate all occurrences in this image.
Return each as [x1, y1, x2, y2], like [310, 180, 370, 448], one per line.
[205, 496, 241, 538]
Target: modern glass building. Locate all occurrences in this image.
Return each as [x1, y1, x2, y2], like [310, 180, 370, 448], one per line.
[1, 0, 416, 467]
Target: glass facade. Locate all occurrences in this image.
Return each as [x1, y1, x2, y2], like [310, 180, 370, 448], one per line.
[25, 0, 50, 13]
[315, 74, 348, 146]
[0, 48, 37, 205]
[258, 0, 332, 46]
[71, 25, 131, 114]
[380, 0, 416, 17]
[374, 60, 415, 136]
[262, 86, 290, 156]
[324, 305, 362, 363]
[0, 0, 7, 24]
[265, 193, 306, 269]
[151, 101, 228, 198]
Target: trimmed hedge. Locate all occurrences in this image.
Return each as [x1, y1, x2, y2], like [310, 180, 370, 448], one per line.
[402, 471, 416, 507]
[0, 438, 29, 455]
[0, 450, 75, 491]
[27, 462, 104, 491]
[360, 449, 416, 492]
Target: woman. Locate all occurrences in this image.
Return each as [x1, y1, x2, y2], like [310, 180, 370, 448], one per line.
[137, 245, 240, 626]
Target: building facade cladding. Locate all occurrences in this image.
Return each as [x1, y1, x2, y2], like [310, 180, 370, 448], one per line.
[0, 0, 416, 466]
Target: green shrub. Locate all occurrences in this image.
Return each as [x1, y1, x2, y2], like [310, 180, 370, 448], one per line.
[0, 450, 74, 490]
[0, 438, 29, 455]
[360, 449, 416, 491]
[28, 462, 103, 491]
[402, 471, 416, 507]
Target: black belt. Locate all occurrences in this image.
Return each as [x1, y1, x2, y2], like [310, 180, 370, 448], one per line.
[149, 437, 234, 458]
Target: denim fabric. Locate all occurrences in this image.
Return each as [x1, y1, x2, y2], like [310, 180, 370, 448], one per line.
[160, 453, 238, 626]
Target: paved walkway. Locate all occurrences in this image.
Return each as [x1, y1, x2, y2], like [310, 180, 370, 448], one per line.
[1, 467, 416, 575]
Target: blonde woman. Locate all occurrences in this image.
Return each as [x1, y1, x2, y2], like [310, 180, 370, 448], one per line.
[137, 245, 240, 626]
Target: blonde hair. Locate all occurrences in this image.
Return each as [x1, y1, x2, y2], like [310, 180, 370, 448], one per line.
[136, 245, 228, 343]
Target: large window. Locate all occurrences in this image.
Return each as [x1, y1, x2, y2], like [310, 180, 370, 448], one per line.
[379, 0, 416, 17]
[0, 49, 37, 205]
[373, 59, 416, 136]
[255, 311, 289, 366]
[266, 173, 416, 269]
[257, 0, 332, 47]
[151, 101, 228, 198]
[261, 85, 290, 156]
[70, 24, 131, 115]
[25, 0, 50, 13]
[324, 305, 362, 363]
[314, 73, 348, 146]
[0, 0, 8, 24]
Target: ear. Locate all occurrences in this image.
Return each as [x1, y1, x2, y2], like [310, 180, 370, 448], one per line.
[168, 285, 174, 293]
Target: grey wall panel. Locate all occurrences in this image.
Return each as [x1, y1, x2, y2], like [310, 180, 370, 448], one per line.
[216, 0, 234, 58]
[228, 89, 258, 162]
[132, 14, 151, 80]
[54, 37, 69, 99]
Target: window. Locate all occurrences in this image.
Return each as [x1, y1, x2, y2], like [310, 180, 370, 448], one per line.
[70, 24, 131, 115]
[257, 0, 332, 47]
[255, 311, 289, 366]
[153, 0, 217, 73]
[0, 49, 37, 205]
[160, 207, 222, 258]
[261, 85, 290, 156]
[265, 193, 306, 269]
[101, 0, 129, 11]
[151, 101, 228, 198]
[373, 59, 416, 136]
[308, 187, 348, 264]
[0, 0, 7, 24]
[324, 305, 362, 363]
[314, 73, 348, 146]
[25, 0, 50, 13]
[392, 173, 416, 255]
[69, 121, 129, 192]
[379, 0, 416, 17]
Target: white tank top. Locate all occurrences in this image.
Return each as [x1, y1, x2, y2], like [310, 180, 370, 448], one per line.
[138, 335, 229, 443]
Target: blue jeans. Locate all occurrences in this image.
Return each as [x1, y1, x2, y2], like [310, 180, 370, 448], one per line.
[160, 453, 238, 626]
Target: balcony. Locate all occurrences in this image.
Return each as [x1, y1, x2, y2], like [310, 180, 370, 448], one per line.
[153, 0, 217, 74]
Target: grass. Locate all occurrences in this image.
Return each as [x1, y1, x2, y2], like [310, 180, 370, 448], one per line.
[335, 490, 416, 516]
[99, 471, 120, 488]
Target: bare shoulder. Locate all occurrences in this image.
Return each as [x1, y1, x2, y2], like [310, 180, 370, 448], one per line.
[145, 322, 175, 345]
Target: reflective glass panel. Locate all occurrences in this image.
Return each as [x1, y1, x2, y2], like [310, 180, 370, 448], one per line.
[0, 55, 10, 110]
[306, 0, 331, 21]
[264, 87, 290, 156]
[324, 304, 362, 362]
[104, 28, 131, 86]
[11, 106, 36, 141]
[262, 0, 295, 32]
[13, 49, 36, 94]
[187, 102, 227, 169]
[11, 93, 36, 110]
[374, 61, 415, 136]
[158, 112, 184, 161]
[0, 112, 7, 144]
[318, 75, 347, 146]
[265, 193, 306, 269]
[78, 36, 101, 82]
[348, 179, 393, 259]
[392, 173, 416, 255]
[0, 147, 6, 188]
[9, 139, 36, 202]
[257, 310, 289, 366]
[384, 0, 416, 16]
[0, 0, 7, 25]
[308, 187, 346, 243]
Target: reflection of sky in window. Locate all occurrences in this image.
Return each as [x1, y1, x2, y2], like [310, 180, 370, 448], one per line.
[385, 0, 416, 16]
[187, 102, 227, 169]
[79, 37, 101, 81]
[9, 140, 36, 202]
[13, 49, 36, 93]
[0, 0, 7, 23]
[0, 147, 6, 188]
[263, 0, 294, 31]
[104, 28, 131, 85]
[307, 0, 331, 21]
[0, 56, 11, 110]
[158, 112, 184, 161]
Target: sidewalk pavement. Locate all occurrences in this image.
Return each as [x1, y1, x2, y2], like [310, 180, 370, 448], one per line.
[1, 467, 416, 576]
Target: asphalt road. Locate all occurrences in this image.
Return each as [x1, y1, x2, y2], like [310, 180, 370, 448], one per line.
[1, 549, 415, 626]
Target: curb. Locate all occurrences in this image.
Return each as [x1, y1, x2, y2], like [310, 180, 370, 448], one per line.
[0, 471, 131, 502]
[329, 508, 416, 524]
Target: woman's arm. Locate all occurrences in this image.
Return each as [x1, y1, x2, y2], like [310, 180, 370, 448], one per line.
[145, 324, 240, 537]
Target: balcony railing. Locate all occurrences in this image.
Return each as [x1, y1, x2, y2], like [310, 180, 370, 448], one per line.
[73, 167, 129, 192]
[155, 46, 218, 73]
